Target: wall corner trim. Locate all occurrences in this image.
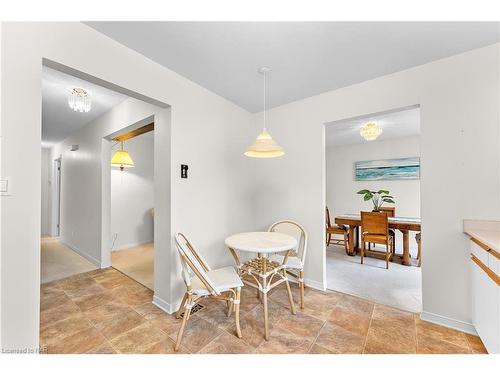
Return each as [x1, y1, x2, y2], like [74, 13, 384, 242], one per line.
[152, 294, 178, 315]
[420, 311, 478, 336]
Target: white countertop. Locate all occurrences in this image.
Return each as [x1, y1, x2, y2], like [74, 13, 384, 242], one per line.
[464, 219, 500, 252]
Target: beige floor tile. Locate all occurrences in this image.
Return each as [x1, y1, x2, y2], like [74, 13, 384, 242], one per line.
[150, 313, 188, 336]
[364, 319, 416, 354]
[45, 327, 107, 354]
[301, 289, 343, 320]
[40, 315, 93, 346]
[40, 299, 82, 327]
[142, 338, 190, 354]
[95, 309, 146, 340]
[465, 333, 488, 354]
[257, 327, 312, 354]
[40, 291, 72, 312]
[199, 331, 254, 354]
[86, 342, 117, 354]
[309, 344, 334, 354]
[415, 318, 469, 348]
[336, 293, 375, 316]
[315, 322, 365, 354]
[417, 334, 471, 354]
[133, 301, 168, 320]
[196, 301, 240, 330]
[110, 321, 168, 354]
[72, 290, 116, 311]
[327, 305, 371, 337]
[276, 311, 325, 341]
[167, 317, 222, 353]
[83, 301, 132, 325]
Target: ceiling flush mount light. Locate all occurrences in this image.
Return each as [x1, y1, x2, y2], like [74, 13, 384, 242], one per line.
[360, 122, 383, 141]
[111, 141, 134, 171]
[68, 87, 91, 113]
[245, 67, 284, 158]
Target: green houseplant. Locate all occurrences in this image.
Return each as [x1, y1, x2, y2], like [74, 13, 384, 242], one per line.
[357, 189, 395, 211]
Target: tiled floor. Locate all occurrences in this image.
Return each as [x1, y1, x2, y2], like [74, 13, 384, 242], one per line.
[40, 267, 487, 354]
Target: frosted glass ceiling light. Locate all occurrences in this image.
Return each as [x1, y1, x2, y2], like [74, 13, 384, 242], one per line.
[360, 122, 383, 141]
[245, 67, 284, 158]
[68, 87, 91, 113]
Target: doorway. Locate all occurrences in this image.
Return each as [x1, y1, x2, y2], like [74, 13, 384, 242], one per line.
[324, 106, 422, 313]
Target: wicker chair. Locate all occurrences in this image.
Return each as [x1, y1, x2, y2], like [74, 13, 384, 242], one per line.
[174, 233, 244, 351]
[268, 220, 308, 309]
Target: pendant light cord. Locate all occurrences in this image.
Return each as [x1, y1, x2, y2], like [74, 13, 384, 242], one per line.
[263, 70, 267, 131]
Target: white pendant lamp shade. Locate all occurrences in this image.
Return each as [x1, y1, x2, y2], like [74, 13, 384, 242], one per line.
[245, 67, 284, 158]
[360, 122, 383, 141]
[244, 129, 284, 158]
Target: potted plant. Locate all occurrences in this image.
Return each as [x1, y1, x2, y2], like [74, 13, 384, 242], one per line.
[357, 189, 395, 212]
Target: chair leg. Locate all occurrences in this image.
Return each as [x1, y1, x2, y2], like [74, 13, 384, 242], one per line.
[175, 292, 188, 319]
[327, 233, 331, 246]
[299, 270, 305, 309]
[360, 241, 364, 264]
[284, 270, 296, 315]
[344, 233, 349, 252]
[234, 287, 242, 338]
[417, 238, 422, 267]
[227, 297, 234, 317]
[174, 296, 192, 351]
[386, 242, 390, 270]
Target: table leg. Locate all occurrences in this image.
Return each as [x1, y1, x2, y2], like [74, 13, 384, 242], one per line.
[401, 230, 410, 266]
[347, 226, 356, 256]
[261, 254, 269, 340]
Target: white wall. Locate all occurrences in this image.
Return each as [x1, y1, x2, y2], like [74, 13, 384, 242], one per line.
[0, 22, 255, 349]
[253, 44, 500, 333]
[111, 134, 154, 250]
[41, 148, 51, 236]
[326, 136, 421, 254]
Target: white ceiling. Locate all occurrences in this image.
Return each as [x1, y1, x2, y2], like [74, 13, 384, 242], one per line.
[85, 22, 499, 112]
[42, 66, 128, 145]
[325, 107, 420, 147]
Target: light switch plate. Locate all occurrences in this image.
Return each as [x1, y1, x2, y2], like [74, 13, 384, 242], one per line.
[0, 177, 12, 196]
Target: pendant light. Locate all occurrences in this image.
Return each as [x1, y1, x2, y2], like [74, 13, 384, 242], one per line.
[68, 87, 91, 113]
[111, 141, 135, 171]
[245, 67, 284, 158]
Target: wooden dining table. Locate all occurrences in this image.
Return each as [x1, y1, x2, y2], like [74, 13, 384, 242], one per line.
[334, 214, 421, 266]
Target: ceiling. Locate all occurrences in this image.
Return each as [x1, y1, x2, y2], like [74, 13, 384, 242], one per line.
[85, 22, 499, 112]
[42, 66, 128, 146]
[325, 107, 420, 147]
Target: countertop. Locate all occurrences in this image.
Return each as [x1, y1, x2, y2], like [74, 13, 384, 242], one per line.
[464, 219, 500, 253]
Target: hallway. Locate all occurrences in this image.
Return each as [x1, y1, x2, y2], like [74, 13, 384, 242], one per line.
[41, 238, 98, 284]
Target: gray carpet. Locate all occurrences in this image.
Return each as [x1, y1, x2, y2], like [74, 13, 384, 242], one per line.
[326, 245, 422, 313]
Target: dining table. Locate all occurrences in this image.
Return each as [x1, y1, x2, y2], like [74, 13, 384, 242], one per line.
[334, 214, 421, 266]
[225, 232, 297, 340]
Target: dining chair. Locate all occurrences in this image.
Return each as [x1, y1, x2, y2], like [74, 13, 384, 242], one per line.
[325, 206, 348, 251]
[373, 206, 396, 253]
[268, 220, 308, 309]
[415, 232, 422, 267]
[174, 233, 244, 351]
[360, 211, 393, 269]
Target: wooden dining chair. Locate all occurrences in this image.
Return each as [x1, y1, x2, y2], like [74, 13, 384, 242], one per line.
[325, 206, 348, 251]
[174, 233, 244, 351]
[377, 206, 396, 252]
[268, 220, 308, 309]
[360, 211, 393, 269]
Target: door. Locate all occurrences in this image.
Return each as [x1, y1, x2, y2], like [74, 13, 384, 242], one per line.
[54, 158, 61, 237]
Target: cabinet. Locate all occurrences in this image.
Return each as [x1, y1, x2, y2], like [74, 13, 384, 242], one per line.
[470, 239, 500, 354]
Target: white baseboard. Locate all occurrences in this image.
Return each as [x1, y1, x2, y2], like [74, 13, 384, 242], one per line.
[420, 311, 478, 336]
[304, 277, 326, 291]
[112, 240, 153, 252]
[152, 295, 179, 315]
[63, 241, 101, 267]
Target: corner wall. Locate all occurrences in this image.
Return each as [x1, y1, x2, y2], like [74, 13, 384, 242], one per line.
[253, 44, 500, 331]
[0, 22, 255, 349]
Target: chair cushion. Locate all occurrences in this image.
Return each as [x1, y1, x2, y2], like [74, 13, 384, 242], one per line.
[363, 233, 392, 244]
[269, 254, 303, 270]
[191, 266, 243, 296]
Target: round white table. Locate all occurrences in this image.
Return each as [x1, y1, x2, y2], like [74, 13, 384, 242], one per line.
[225, 232, 297, 340]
